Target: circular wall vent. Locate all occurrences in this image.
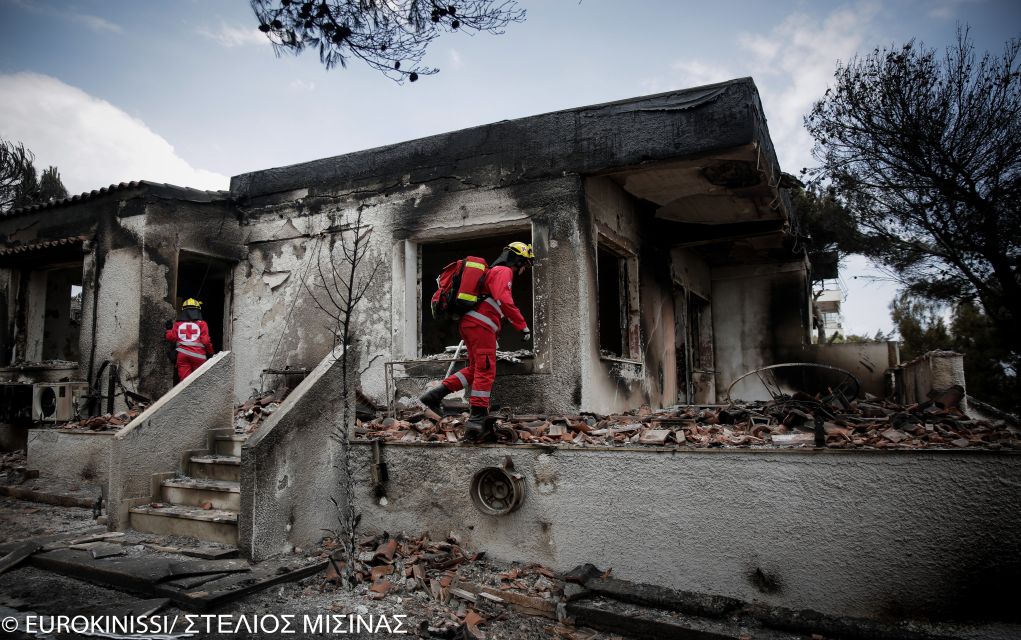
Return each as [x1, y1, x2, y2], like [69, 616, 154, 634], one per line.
[470, 457, 525, 516]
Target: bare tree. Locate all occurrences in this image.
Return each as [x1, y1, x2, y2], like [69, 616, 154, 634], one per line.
[302, 206, 384, 586]
[805, 28, 1021, 355]
[251, 0, 525, 82]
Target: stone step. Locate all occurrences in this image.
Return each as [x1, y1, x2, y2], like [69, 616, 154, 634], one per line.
[213, 435, 247, 458]
[188, 456, 240, 483]
[129, 504, 238, 546]
[161, 477, 241, 511]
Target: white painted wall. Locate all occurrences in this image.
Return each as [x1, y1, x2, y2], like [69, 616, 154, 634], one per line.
[350, 443, 1021, 623]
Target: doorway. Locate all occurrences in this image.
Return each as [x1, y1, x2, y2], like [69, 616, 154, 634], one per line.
[176, 253, 232, 352]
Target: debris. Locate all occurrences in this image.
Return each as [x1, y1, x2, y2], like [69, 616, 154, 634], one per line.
[233, 389, 291, 434]
[359, 384, 1018, 451]
[58, 407, 146, 432]
[0, 541, 41, 575]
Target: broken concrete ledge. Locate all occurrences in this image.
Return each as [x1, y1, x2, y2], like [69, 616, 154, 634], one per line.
[565, 565, 958, 640]
[350, 439, 1021, 456]
[0, 484, 94, 508]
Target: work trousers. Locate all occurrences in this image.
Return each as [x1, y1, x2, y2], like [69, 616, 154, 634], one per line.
[176, 352, 206, 381]
[441, 318, 497, 409]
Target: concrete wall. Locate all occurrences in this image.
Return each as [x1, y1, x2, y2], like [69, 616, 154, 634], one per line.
[579, 177, 676, 413]
[350, 443, 1021, 622]
[232, 172, 587, 414]
[107, 351, 234, 530]
[897, 350, 967, 408]
[802, 342, 898, 398]
[137, 199, 242, 401]
[712, 261, 811, 401]
[239, 347, 346, 561]
[27, 429, 112, 483]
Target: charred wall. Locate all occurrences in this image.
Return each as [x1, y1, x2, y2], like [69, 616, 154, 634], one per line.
[712, 261, 812, 401]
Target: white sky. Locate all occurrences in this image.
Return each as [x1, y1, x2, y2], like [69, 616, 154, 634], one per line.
[1, 0, 1018, 336]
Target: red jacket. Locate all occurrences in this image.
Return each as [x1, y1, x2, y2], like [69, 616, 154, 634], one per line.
[462, 265, 528, 334]
[166, 321, 214, 359]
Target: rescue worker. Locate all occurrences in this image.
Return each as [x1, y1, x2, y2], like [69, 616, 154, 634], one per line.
[420, 241, 533, 439]
[165, 298, 214, 381]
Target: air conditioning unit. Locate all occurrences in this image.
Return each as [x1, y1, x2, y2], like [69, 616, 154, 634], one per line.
[32, 382, 88, 423]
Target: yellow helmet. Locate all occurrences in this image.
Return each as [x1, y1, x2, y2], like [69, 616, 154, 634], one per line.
[181, 298, 203, 310]
[506, 241, 534, 262]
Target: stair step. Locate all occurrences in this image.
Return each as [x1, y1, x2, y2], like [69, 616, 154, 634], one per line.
[189, 455, 240, 482]
[161, 477, 241, 511]
[129, 504, 238, 546]
[213, 435, 247, 457]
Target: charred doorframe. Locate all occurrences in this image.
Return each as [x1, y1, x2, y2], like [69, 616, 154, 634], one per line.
[398, 220, 550, 371]
[172, 251, 235, 352]
[673, 281, 714, 404]
[595, 231, 640, 363]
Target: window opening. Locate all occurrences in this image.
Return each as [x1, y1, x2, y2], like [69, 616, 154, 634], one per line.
[597, 244, 626, 357]
[41, 265, 83, 362]
[419, 233, 533, 356]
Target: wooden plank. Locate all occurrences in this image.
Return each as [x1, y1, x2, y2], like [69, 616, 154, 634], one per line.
[29, 548, 175, 591]
[90, 542, 128, 559]
[165, 559, 250, 578]
[158, 559, 327, 611]
[0, 527, 107, 555]
[0, 541, 41, 575]
[143, 543, 239, 560]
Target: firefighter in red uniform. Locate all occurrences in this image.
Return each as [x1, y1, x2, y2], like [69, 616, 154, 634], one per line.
[165, 298, 214, 382]
[420, 242, 534, 439]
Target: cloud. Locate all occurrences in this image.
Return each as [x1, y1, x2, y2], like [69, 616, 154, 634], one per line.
[288, 79, 316, 92]
[650, 3, 879, 173]
[926, 0, 986, 20]
[70, 12, 121, 33]
[0, 73, 228, 195]
[197, 23, 270, 48]
[5, 0, 122, 33]
[449, 49, 463, 69]
[641, 61, 733, 95]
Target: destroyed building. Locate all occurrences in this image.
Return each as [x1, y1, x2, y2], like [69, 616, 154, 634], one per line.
[1, 79, 1017, 626]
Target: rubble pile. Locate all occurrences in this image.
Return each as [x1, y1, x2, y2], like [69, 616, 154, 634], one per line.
[59, 407, 145, 432]
[234, 389, 289, 434]
[0, 449, 30, 484]
[357, 387, 1020, 451]
[317, 532, 561, 638]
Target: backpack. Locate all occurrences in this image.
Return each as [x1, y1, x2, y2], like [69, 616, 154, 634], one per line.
[430, 256, 488, 321]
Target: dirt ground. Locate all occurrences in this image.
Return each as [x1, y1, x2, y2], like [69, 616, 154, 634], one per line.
[0, 497, 592, 639]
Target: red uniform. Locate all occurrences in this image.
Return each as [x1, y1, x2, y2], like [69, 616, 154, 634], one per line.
[165, 320, 214, 381]
[439, 265, 527, 409]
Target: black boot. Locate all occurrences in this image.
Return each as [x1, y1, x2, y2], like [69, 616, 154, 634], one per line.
[419, 384, 448, 415]
[464, 406, 488, 441]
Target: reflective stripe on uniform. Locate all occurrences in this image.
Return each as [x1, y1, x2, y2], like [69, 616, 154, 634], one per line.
[483, 297, 504, 317]
[457, 292, 478, 303]
[179, 340, 204, 347]
[465, 261, 486, 270]
[470, 389, 491, 398]
[454, 371, 468, 388]
[465, 310, 499, 332]
[177, 347, 207, 360]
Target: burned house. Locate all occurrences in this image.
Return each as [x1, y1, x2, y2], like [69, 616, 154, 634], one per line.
[1, 79, 1016, 625]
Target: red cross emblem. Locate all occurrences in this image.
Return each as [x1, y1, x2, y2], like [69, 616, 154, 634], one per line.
[177, 322, 200, 342]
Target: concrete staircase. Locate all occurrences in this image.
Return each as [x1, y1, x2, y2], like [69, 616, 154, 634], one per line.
[128, 431, 247, 546]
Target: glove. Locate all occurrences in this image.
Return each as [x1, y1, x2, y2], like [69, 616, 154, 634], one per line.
[522, 327, 532, 343]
